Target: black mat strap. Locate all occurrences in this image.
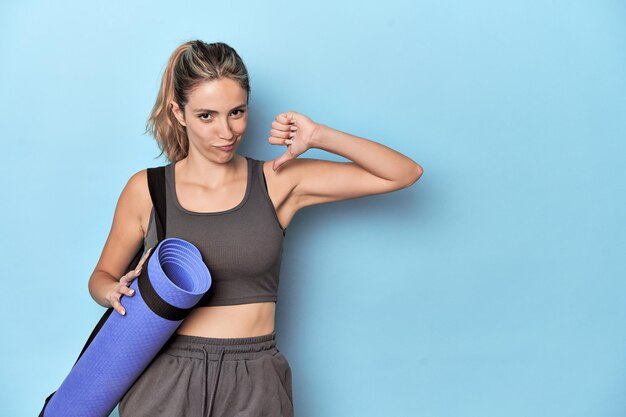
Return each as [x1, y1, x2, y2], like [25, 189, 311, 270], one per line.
[148, 166, 167, 241]
[136, 251, 194, 321]
[135, 166, 192, 319]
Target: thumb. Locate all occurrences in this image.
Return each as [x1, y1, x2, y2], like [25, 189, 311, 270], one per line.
[137, 247, 153, 269]
[281, 111, 296, 124]
[272, 151, 295, 171]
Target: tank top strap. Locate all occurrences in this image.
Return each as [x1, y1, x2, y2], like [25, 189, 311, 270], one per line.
[251, 157, 265, 189]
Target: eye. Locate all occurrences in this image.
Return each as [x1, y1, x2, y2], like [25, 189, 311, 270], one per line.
[198, 110, 245, 122]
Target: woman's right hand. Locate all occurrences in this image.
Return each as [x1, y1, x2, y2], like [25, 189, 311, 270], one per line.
[106, 247, 153, 316]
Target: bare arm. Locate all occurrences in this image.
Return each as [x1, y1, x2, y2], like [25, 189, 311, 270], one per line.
[269, 112, 423, 210]
[309, 123, 423, 184]
[87, 169, 152, 313]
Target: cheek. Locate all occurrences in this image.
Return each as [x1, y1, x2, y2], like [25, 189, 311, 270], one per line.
[186, 121, 206, 136]
[186, 122, 215, 142]
[234, 118, 247, 134]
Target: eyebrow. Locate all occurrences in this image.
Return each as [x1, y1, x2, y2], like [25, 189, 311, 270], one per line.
[193, 103, 247, 113]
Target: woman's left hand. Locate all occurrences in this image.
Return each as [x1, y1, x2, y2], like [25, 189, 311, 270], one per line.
[268, 111, 320, 171]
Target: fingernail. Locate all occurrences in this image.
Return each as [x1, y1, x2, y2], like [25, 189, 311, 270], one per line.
[286, 140, 293, 145]
[135, 268, 141, 275]
[121, 309, 126, 315]
[129, 289, 135, 295]
[291, 126, 298, 131]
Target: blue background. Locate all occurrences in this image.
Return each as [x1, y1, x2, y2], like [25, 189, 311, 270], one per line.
[1, 1, 625, 416]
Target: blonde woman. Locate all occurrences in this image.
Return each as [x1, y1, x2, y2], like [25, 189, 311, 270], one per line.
[88, 40, 423, 417]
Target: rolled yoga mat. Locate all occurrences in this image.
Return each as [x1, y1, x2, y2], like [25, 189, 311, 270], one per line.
[42, 237, 212, 417]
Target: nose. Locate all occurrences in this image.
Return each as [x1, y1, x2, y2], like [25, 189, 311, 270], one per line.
[217, 117, 235, 141]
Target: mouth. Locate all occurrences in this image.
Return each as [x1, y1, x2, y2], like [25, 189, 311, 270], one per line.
[216, 141, 236, 152]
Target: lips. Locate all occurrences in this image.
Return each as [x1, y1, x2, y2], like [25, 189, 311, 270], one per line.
[217, 144, 234, 151]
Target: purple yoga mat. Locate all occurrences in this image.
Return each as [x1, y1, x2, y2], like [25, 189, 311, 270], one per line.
[42, 237, 212, 417]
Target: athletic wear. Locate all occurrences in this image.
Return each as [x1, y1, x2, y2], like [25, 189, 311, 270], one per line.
[118, 156, 295, 416]
[118, 331, 294, 417]
[142, 156, 286, 307]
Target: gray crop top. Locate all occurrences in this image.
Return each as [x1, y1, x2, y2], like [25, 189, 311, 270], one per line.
[142, 156, 286, 307]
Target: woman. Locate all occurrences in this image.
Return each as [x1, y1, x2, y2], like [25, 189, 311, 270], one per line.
[87, 40, 422, 417]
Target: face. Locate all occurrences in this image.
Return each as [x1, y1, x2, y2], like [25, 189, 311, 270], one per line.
[171, 77, 248, 160]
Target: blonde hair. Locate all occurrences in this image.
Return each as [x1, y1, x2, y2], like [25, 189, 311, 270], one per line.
[145, 40, 250, 163]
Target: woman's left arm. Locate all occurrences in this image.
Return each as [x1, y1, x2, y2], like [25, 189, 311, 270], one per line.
[269, 111, 423, 209]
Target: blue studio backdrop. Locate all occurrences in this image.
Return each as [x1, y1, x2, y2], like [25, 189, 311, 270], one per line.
[1, 1, 625, 416]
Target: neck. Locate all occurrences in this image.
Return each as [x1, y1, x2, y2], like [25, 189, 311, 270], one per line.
[176, 153, 244, 188]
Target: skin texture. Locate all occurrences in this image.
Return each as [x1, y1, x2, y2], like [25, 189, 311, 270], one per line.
[88, 77, 423, 338]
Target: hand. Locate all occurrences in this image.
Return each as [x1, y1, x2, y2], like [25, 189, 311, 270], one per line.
[268, 111, 320, 171]
[106, 247, 153, 316]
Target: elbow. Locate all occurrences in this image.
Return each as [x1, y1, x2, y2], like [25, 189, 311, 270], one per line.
[87, 273, 96, 301]
[403, 164, 423, 188]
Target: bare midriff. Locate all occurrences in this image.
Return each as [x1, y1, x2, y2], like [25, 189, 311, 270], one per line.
[175, 301, 276, 338]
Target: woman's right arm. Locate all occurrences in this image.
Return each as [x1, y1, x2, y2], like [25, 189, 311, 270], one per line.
[88, 169, 153, 314]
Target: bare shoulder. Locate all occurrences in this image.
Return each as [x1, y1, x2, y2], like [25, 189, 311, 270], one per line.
[91, 168, 152, 280]
[261, 159, 304, 230]
[125, 169, 153, 236]
[261, 157, 337, 212]
[261, 159, 299, 208]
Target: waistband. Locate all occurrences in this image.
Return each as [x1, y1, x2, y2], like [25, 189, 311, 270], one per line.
[160, 331, 277, 417]
[162, 330, 277, 359]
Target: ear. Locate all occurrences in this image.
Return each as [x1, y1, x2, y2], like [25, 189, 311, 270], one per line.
[170, 101, 187, 127]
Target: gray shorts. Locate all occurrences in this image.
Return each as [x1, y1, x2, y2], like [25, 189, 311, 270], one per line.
[118, 331, 294, 417]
